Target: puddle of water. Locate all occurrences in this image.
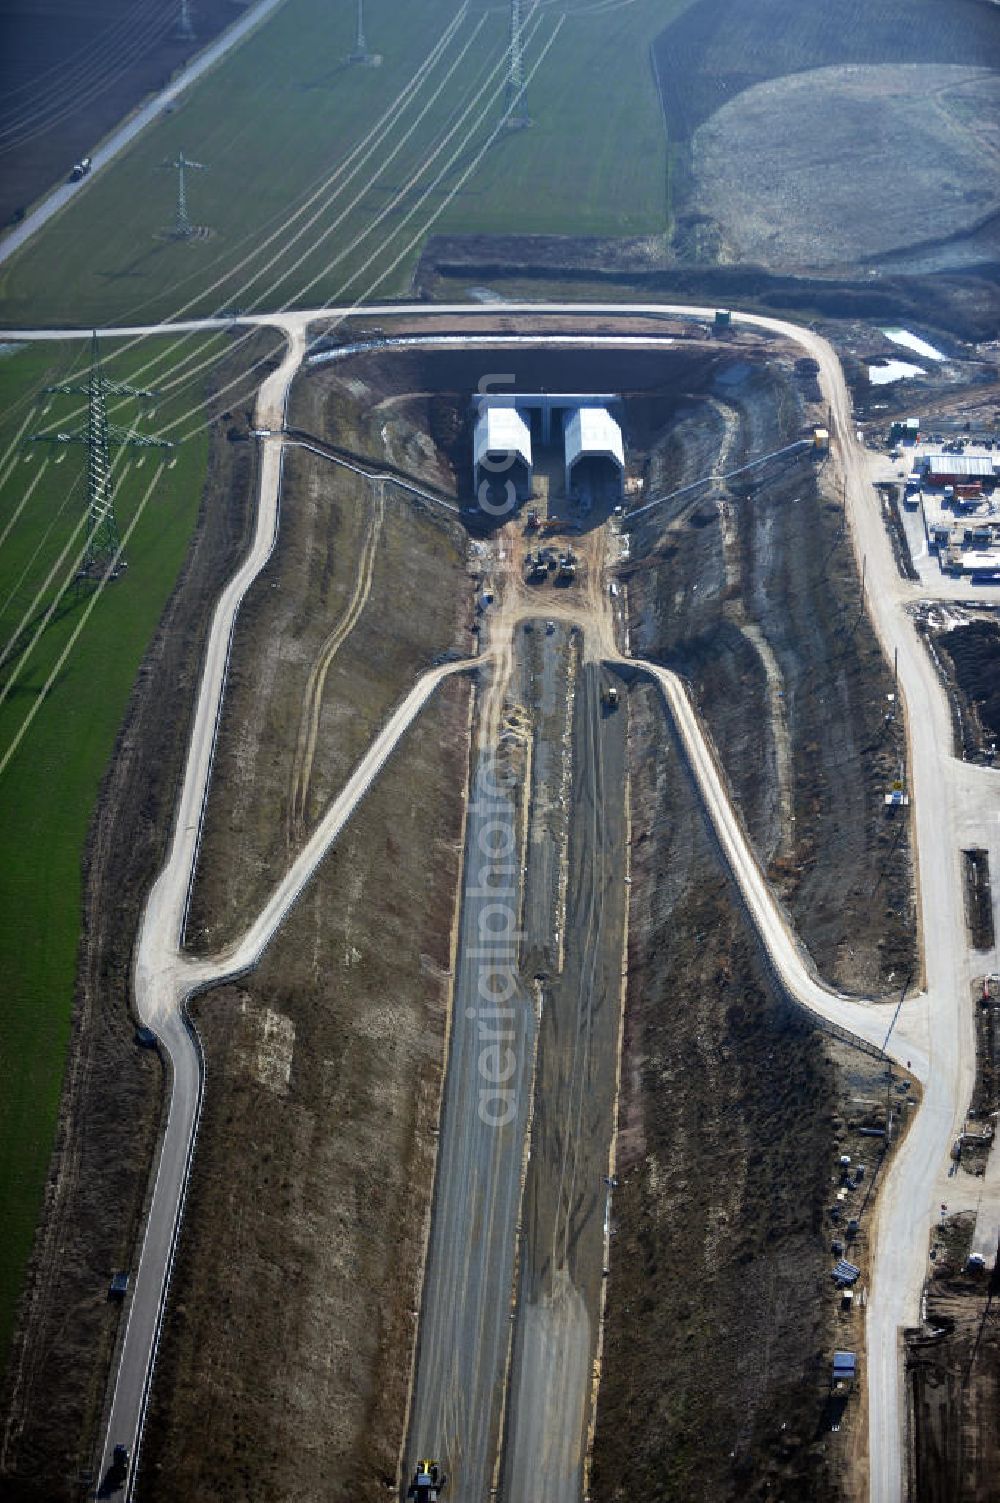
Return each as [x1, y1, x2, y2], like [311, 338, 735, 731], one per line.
[868, 358, 926, 385]
[881, 327, 946, 361]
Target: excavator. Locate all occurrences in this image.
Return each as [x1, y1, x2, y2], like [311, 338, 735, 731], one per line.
[407, 1459, 447, 1500]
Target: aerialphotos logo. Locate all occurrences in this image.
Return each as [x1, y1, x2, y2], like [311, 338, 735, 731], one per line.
[468, 751, 521, 1128]
[476, 373, 521, 518]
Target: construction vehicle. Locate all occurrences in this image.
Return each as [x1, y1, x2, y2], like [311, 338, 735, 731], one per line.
[602, 685, 619, 712]
[538, 516, 581, 537]
[525, 507, 539, 531]
[69, 156, 92, 183]
[407, 1460, 447, 1500]
[556, 552, 576, 582]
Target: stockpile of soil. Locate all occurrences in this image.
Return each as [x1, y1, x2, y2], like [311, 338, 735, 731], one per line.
[652, 0, 1000, 273]
[937, 620, 1000, 750]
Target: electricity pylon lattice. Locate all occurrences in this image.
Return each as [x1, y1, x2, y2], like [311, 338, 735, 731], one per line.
[176, 0, 195, 40]
[159, 150, 207, 239]
[347, 0, 376, 64]
[505, 0, 530, 128]
[30, 333, 173, 578]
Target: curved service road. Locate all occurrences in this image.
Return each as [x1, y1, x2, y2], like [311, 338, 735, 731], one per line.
[5, 305, 990, 1502]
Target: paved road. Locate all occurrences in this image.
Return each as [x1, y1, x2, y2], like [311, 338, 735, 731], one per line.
[403, 708, 537, 1499]
[8, 303, 992, 1502]
[501, 660, 627, 1503]
[0, 0, 290, 273]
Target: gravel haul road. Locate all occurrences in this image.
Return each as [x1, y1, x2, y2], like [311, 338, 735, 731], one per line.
[6, 304, 994, 1503]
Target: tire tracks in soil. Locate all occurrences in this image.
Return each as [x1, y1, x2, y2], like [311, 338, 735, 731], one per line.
[286, 477, 385, 847]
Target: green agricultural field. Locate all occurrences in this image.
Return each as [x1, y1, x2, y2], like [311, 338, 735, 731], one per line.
[0, 0, 688, 328]
[435, 0, 694, 241]
[0, 332, 231, 1363]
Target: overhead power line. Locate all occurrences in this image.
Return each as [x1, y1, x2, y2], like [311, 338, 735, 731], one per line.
[30, 332, 173, 578]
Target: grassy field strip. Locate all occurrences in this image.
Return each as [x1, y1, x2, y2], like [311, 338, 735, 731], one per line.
[0, 337, 212, 1364]
[0, 465, 80, 621]
[341, 16, 568, 310]
[0, 405, 50, 493]
[430, 0, 680, 242]
[0, 463, 166, 781]
[0, 453, 51, 556]
[0, 500, 90, 680]
[228, 16, 499, 314]
[287, 14, 551, 308]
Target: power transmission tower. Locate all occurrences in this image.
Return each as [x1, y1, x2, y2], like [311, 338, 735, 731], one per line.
[176, 0, 195, 41]
[159, 150, 207, 239]
[347, 0, 375, 64]
[505, 0, 530, 128]
[30, 333, 173, 579]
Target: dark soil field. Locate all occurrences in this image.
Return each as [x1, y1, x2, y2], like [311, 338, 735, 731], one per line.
[653, 0, 999, 145]
[0, 0, 240, 227]
[0, 330, 281, 1503]
[591, 679, 873, 1503]
[139, 678, 471, 1503]
[906, 1267, 1000, 1502]
[185, 442, 470, 952]
[622, 356, 914, 992]
[936, 619, 1000, 753]
[415, 240, 1000, 348]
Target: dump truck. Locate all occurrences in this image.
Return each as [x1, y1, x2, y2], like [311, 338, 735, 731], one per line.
[69, 156, 92, 182]
[407, 1460, 447, 1500]
[602, 685, 619, 712]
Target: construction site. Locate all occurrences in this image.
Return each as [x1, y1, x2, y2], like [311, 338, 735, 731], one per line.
[28, 313, 919, 1503]
[1, 0, 999, 1497]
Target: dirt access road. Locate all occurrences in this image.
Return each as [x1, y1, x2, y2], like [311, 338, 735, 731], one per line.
[9, 305, 993, 1503]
